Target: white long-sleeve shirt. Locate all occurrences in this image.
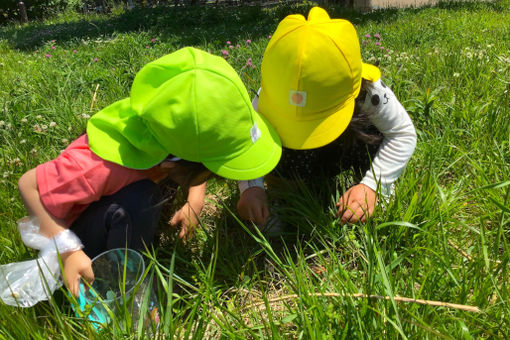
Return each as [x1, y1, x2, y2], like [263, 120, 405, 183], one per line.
[239, 79, 417, 196]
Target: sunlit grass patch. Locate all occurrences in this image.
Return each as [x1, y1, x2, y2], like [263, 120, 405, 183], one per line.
[0, 1, 509, 338]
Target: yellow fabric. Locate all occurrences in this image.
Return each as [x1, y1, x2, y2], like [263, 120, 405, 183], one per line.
[259, 7, 381, 149]
[362, 62, 381, 82]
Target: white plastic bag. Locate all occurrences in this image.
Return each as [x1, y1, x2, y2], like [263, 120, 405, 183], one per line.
[0, 217, 82, 307]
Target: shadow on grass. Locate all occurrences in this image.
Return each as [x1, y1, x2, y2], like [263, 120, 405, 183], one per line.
[0, 4, 279, 51]
[0, 3, 400, 52]
[152, 174, 347, 289]
[1, 0, 503, 52]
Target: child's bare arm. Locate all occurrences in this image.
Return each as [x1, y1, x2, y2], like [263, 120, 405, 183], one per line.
[18, 169, 94, 296]
[170, 181, 207, 240]
[18, 169, 68, 237]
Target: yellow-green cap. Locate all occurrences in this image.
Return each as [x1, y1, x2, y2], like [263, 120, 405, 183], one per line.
[87, 47, 282, 180]
[258, 7, 381, 150]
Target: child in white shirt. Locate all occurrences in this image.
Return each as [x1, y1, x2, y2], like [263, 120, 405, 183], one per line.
[237, 7, 416, 229]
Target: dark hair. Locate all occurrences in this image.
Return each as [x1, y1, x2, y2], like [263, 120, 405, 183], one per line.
[165, 156, 213, 188]
[339, 79, 384, 147]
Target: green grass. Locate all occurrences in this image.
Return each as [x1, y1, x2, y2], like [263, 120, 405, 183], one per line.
[1, 0, 509, 338]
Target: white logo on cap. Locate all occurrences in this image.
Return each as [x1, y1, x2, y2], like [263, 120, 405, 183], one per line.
[250, 122, 261, 144]
[289, 90, 307, 107]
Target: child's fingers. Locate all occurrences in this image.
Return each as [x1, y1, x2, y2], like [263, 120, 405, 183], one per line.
[67, 276, 79, 297]
[336, 194, 352, 217]
[169, 211, 181, 227]
[261, 205, 270, 225]
[340, 207, 353, 224]
[169, 216, 177, 227]
[81, 265, 95, 286]
[336, 196, 345, 209]
[69, 274, 83, 297]
[340, 204, 362, 224]
[352, 206, 365, 223]
[250, 210, 259, 225]
[252, 205, 269, 226]
[336, 198, 348, 217]
[178, 227, 188, 240]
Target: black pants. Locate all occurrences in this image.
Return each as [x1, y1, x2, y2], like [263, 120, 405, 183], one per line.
[70, 180, 163, 259]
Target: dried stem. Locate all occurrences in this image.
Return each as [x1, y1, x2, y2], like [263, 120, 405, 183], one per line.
[244, 292, 481, 313]
[448, 239, 501, 264]
[90, 84, 100, 111]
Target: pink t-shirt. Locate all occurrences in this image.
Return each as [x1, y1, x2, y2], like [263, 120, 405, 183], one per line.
[36, 134, 148, 226]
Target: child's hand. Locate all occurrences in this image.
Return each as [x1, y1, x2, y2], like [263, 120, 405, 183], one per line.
[62, 249, 94, 297]
[237, 187, 270, 227]
[170, 202, 202, 241]
[337, 184, 377, 224]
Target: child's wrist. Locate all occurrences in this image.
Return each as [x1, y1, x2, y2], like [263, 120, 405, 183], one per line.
[40, 229, 83, 257]
[186, 200, 204, 214]
[238, 178, 265, 195]
[61, 248, 82, 262]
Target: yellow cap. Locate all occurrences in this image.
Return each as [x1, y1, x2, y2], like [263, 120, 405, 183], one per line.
[258, 7, 381, 150]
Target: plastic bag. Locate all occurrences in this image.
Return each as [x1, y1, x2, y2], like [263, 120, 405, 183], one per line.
[0, 217, 83, 307]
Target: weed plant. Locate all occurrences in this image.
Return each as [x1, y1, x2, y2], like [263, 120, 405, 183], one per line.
[0, 0, 509, 338]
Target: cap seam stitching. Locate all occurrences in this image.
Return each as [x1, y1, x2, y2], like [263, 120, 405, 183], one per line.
[262, 24, 303, 62]
[325, 34, 355, 83]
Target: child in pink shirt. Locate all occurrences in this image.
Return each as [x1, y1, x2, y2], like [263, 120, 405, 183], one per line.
[17, 47, 282, 296]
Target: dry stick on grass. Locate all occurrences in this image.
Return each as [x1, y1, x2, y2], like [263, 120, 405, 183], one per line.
[448, 239, 502, 264]
[448, 239, 473, 261]
[90, 84, 100, 111]
[244, 292, 481, 313]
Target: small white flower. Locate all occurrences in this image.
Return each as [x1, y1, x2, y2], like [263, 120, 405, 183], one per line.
[21, 118, 28, 123]
[30, 148, 37, 154]
[62, 138, 69, 144]
[49, 122, 57, 128]
[453, 72, 460, 78]
[81, 113, 91, 119]
[20, 139, 26, 144]
[2, 172, 8, 179]
[0, 120, 5, 127]
[36, 115, 42, 120]
[41, 124, 48, 130]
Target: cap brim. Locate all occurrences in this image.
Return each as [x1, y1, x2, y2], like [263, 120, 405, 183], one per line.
[203, 112, 282, 180]
[361, 62, 381, 82]
[87, 98, 168, 170]
[267, 97, 355, 150]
